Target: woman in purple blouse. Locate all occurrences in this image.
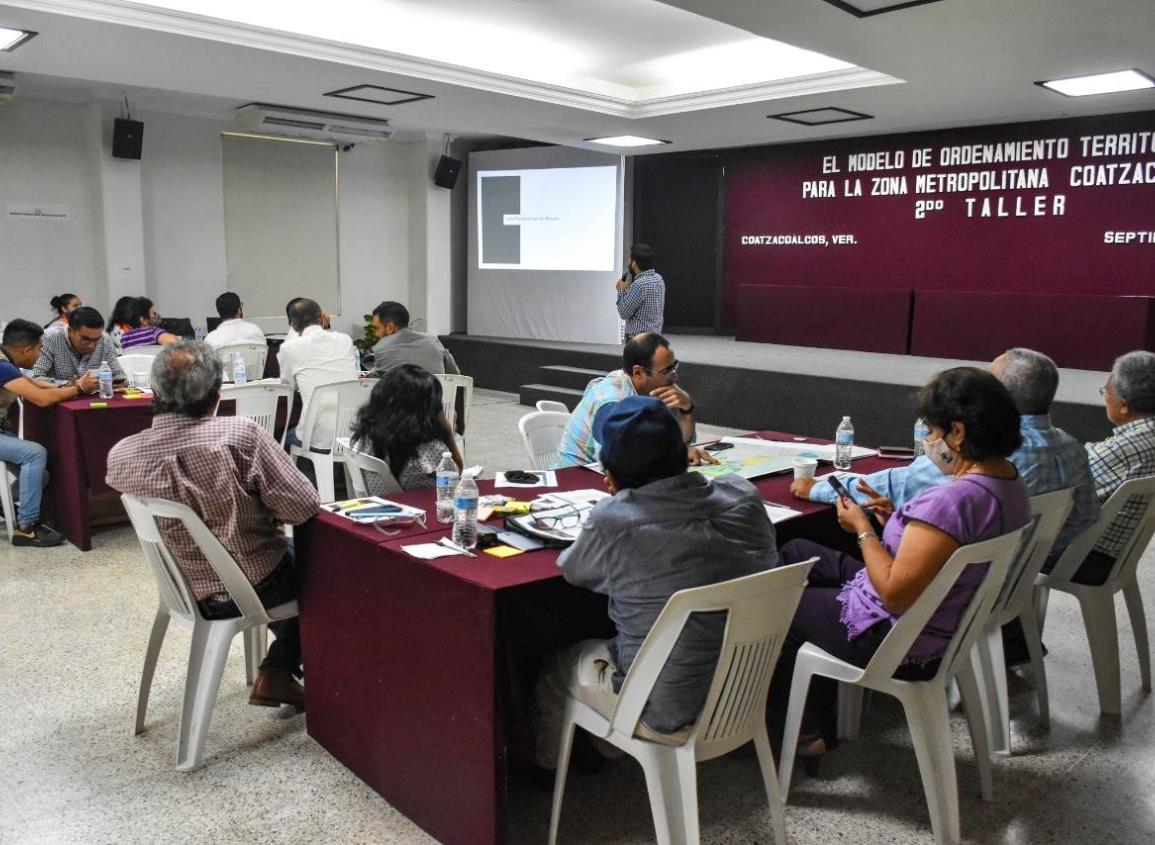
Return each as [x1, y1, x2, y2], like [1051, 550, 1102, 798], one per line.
[772, 367, 1031, 768]
[119, 296, 179, 350]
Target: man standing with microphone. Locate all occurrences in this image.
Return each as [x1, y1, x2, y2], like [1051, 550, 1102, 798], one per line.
[615, 243, 665, 343]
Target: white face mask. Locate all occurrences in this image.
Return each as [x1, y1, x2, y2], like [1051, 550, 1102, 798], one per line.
[922, 435, 958, 475]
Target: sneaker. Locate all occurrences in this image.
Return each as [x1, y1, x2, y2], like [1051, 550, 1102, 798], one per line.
[12, 522, 65, 548]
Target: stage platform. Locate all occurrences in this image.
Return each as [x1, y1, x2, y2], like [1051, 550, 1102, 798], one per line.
[441, 334, 1113, 447]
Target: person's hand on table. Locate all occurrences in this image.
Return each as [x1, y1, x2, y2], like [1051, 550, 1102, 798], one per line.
[855, 479, 894, 524]
[687, 445, 719, 466]
[75, 372, 98, 394]
[835, 495, 874, 535]
[791, 476, 818, 500]
[650, 384, 693, 413]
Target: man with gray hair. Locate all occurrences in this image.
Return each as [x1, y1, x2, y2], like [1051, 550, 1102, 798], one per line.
[1067, 350, 1155, 584]
[108, 341, 320, 709]
[795, 347, 1099, 559]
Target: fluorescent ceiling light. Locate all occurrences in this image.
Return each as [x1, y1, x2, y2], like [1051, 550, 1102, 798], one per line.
[1039, 69, 1155, 97]
[0, 27, 36, 51]
[585, 135, 669, 147]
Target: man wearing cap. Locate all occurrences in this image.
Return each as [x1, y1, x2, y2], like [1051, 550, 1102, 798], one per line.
[556, 331, 717, 469]
[533, 395, 779, 770]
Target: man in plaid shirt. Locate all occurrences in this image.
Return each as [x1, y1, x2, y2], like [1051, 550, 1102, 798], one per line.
[108, 341, 320, 709]
[615, 243, 665, 342]
[1074, 350, 1155, 584]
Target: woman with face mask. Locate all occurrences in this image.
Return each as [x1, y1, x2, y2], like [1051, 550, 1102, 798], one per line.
[768, 367, 1031, 769]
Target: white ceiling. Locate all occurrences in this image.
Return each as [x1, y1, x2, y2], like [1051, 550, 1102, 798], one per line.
[0, 0, 1153, 154]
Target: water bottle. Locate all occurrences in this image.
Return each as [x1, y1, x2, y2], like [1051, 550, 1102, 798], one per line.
[913, 417, 929, 457]
[194, 326, 205, 341]
[98, 362, 114, 399]
[451, 473, 479, 550]
[232, 352, 248, 385]
[354, 349, 363, 373]
[435, 451, 459, 524]
[834, 415, 854, 470]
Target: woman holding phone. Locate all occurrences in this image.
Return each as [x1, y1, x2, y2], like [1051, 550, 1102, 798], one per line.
[769, 367, 1030, 768]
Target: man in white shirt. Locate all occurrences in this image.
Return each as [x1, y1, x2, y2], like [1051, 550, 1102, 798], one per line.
[278, 298, 358, 450]
[204, 292, 266, 349]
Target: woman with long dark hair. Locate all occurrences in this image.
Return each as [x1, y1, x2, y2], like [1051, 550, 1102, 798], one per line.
[120, 297, 178, 349]
[106, 296, 135, 348]
[45, 293, 80, 331]
[350, 364, 462, 491]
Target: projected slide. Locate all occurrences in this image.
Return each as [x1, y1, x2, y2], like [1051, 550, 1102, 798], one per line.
[477, 166, 617, 271]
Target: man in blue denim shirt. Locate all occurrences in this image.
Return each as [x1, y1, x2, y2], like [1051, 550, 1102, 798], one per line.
[793, 348, 1098, 558]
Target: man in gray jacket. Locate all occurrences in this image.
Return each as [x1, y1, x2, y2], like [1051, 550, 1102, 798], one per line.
[533, 395, 779, 768]
[369, 301, 459, 376]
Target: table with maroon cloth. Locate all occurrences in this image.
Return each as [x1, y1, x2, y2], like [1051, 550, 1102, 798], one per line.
[296, 432, 897, 845]
[22, 395, 156, 551]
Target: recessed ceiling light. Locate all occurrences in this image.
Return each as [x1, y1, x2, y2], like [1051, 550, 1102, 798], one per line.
[0, 27, 36, 51]
[768, 107, 873, 126]
[584, 135, 670, 147]
[1038, 69, 1155, 98]
[324, 84, 434, 107]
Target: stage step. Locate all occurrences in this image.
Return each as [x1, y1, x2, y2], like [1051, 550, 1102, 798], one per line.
[537, 364, 607, 391]
[518, 384, 584, 411]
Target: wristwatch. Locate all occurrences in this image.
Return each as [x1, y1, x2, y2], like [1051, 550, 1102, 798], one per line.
[856, 530, 879, 547]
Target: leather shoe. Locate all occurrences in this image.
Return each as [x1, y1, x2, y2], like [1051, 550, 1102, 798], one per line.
[249, 668, 305, 710]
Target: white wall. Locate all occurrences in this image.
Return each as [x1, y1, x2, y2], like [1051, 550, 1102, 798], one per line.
[0, 98, 106, 326]
[0, 96, 457, 339]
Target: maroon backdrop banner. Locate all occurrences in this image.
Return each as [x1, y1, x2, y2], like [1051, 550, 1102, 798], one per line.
[723, 111, 1155, 333]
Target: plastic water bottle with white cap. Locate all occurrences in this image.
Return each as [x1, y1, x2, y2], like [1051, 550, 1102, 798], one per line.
[451, 473, 479, 550]
[194, 326, 205, 342]
[232, 352, 248, 385]
[913, 417, 929, 457]
[98, 362, 114, 399]
[834, 415, 854, 470]
[435, 452, 459, 524]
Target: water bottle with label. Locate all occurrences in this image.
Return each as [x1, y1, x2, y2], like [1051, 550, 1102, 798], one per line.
[834, 415, 854, 470]
[354, 349, 363, 374]
[451, 473, 479, 550]
[435, 452, 459, 524]
[913, 417, 929, 457]
[232, 352, 248, 385]
[194, 326, 206, 342]
[98, 362, 114, 399]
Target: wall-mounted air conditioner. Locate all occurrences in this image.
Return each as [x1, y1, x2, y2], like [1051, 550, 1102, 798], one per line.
[235, 103, 394, 144]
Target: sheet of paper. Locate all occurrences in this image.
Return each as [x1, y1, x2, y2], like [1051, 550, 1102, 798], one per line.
[401, 542, 460, 560]
[723, 436, 877, 461]
[494, 470, 558, 488]
[763, 502, 803, 524]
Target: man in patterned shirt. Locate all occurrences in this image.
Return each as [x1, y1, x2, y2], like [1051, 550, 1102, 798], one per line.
[615, 243, 665, 342]
[108, 341, 320, 709]
[555, 332, 717, 469]
[32, 306, 126, 384]
[1069, 350, 1155, 584]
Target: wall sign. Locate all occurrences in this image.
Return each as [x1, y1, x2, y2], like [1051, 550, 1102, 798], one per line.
[6, 202, 70, 222]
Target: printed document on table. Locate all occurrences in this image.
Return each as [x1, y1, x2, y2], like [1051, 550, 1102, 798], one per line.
[723, 436, 876, 461]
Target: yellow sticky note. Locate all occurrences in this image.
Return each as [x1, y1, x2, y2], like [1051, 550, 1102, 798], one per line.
[483, 545, 524, 558]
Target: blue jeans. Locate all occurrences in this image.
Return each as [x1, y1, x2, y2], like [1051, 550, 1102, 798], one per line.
[0, 431, 46, 529]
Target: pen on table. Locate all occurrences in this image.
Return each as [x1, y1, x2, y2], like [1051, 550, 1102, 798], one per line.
[765, 501, 795, 509]
[439, 537, 477, 558]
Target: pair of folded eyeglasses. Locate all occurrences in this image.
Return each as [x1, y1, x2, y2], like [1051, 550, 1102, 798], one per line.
[370, 512, 428, 536]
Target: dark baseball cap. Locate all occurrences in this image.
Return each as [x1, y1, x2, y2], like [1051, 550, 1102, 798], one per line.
[594, 395, 685, 479]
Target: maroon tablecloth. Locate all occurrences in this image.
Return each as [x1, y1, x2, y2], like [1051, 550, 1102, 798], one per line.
[22, 395, 155, 551]
[297, 432, 898, 845]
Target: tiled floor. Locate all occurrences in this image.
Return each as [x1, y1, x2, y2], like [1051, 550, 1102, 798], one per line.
[2, 390, 1153, 844]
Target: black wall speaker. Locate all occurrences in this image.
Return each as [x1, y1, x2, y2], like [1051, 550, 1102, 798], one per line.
[434, 155, 462, 189]
[112, 118, 144, 160]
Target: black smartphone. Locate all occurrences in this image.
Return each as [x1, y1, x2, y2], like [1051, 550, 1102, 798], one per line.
[826, 474, 884, 536]
[703, 441, 734, 452]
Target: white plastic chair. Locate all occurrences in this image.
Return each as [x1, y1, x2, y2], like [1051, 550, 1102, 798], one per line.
[345, 443, 404, 497]
[1035, 474, 1155, 715]
[216, 382, 294, 447]
[549, 560, 814, 845]
[536, 399, 570, 414]
[0, 398, 23, 541]
[973, 487, 1074, 755]
[118, 353, 161, 384]
[518, 411, 570, 471]
[215, 342, 269, 380]
[436, 373, 473, 457]
[289, 378, 377, 503]
[122, 493, 298, 772]
[780, 528, 1026, 845]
